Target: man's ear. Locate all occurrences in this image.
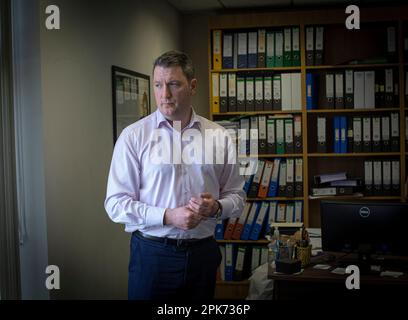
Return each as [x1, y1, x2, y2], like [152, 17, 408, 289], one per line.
[190, 78, 197, 95]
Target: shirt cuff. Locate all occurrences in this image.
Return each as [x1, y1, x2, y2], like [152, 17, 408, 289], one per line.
[145, 206, 166, 228]
[218, 198, 233, 220]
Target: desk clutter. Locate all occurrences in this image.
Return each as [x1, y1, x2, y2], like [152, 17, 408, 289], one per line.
[268, 225, 312, 274]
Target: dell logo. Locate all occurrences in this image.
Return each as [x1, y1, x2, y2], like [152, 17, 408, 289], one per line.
[359, 207, 370, 218]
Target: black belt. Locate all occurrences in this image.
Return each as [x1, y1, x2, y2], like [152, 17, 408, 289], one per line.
[133, 230, 214, 247]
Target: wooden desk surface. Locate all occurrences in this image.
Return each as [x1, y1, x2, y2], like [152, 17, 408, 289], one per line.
[268, 254, 408, 286]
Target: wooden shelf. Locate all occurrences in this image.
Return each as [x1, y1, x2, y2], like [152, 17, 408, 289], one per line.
[309, 195, 402, 200]
[210, 67, 300, 73]
[307, 108, 400, 113]
[246, 197, 303, 201]
[216, 239, 269, 244]
[213, 110, 302, 116]
[308, 153, 401, 157]
[240, 154, 303, 158]
[306, 63, 399, 70]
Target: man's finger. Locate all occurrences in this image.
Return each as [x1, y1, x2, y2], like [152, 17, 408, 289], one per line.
[200, 193, 213, 199]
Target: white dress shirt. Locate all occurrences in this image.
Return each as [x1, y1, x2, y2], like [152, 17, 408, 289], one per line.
[104, 108, 245, 239]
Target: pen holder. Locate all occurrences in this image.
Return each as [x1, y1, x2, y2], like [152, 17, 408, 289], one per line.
[296, 244, 312, 268]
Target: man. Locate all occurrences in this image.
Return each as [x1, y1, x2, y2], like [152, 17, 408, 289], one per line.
[104, 50, 245, 300]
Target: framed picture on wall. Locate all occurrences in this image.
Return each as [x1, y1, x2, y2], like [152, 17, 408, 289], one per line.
[111, 66, 151, 143]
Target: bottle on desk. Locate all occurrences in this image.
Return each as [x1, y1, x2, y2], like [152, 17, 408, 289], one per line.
[268, 228, 280, 268]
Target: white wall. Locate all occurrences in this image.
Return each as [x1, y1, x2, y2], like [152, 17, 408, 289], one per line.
[38, 0, 181, 299]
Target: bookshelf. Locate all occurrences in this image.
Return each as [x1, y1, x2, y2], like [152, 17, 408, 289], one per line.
[208, 5, 408, 299]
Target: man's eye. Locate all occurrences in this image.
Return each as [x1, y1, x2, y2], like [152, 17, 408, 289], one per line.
[154, 84, 161, 88]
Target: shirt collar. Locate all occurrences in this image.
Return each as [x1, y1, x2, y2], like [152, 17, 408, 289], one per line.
[155, 108, 201, 130]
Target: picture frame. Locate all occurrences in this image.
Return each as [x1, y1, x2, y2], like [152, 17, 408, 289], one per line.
[111, 66, 151, 142]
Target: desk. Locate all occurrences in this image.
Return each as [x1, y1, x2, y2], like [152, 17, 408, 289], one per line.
[268, 255, 408, 300]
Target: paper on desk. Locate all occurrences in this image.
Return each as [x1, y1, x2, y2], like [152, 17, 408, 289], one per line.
[313, 264, 331, 270]
[331, 267, 346, 275]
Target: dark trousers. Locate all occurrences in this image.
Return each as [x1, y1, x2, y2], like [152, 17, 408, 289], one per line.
[128, 232, 221, 300]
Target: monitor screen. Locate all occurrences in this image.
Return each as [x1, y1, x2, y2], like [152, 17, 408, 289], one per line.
[320, 201, 408, 256]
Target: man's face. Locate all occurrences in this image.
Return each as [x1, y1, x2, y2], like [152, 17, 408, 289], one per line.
[153, 66, 197, 120]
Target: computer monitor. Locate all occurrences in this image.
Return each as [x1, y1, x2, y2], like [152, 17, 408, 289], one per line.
[320, 201, 408, 263]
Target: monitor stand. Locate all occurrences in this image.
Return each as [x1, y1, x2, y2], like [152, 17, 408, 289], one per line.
[335, 245, 380, 275]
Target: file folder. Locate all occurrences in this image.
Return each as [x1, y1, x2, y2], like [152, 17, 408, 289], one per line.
[334, 116, 340, 153]
[283, 28, 292, 67]
[237, 32, 248, 69]
[219, 73, 228, 113]
[294, 201, 303, 223]
[284, 118, 294, 154]
[294, 115, 302, 153]
[325, 73, 334, 109]
[364, 71, 375, 109]
[267, 158, 281, 197]
[305, 26, 314, 66]
[364, 160, 373, 195]
[281, 73, 292, 111]
[306, 73, 317, 110]
[245, 75, 255, 111]
[362, 117, 372, 153]
[354, 72, 365, 109]
[234, 246, 248, 281]
[212, 30, 222, 70]
[266, 31, 275, 67]
[391, 160, 400, 195]
[267, 117, 276, 154]
[381, 116, 390, 152]
[352, 117, 362, 152]
[345, 70, 354, 109]
[211, 73, 220, 113]
[228, 73, 237, 112]
[263, 76, 273, 110]
[340, 116, 347, 153]
[390, 112, 399, 152]
[257, 29, 266, 68]
[231, 202, 252, 240]
[275, 31, 283, 67]
[248, 31, 258, 68]
[258, 115, 267, 154]
[265, 201, 277, 235]
[292, 27, 300, 66]
[314, 26, 324, 65]
[291, 73, 302, 111]
[286, 158, 295, 197]
[382, 160, 391, 195]
[225, 243, 235, 281]
[250, 201, 269, 240]
[278, 161, 287, 197]
[247, 159, 265, 198]
[222, 32, 233, 69]
[255, 76, 264, 111]
[241, 202, 261, 240]
[273, 75, 282, 110]
[295, 158, 303, 197]
[276, 118, 285, 154]
[373, 161, 382, 196]
[224, 217, 238, 240]
[236, 75, 246, 112]
[317, 116, 327, 153]
[258, 160, 273, 198]
[335, 73, 344, 109]
[385, 69, 394, 107]
[372, 117, 381, 152]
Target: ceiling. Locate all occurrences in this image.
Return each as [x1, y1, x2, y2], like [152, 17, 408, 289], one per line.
[167, 0, 402, 13]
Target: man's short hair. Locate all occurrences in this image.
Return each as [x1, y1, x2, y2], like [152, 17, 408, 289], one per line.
[153, 50, 195, 81]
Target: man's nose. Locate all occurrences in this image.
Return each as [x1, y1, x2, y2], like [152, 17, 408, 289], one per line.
[162, 84, 171, 98]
